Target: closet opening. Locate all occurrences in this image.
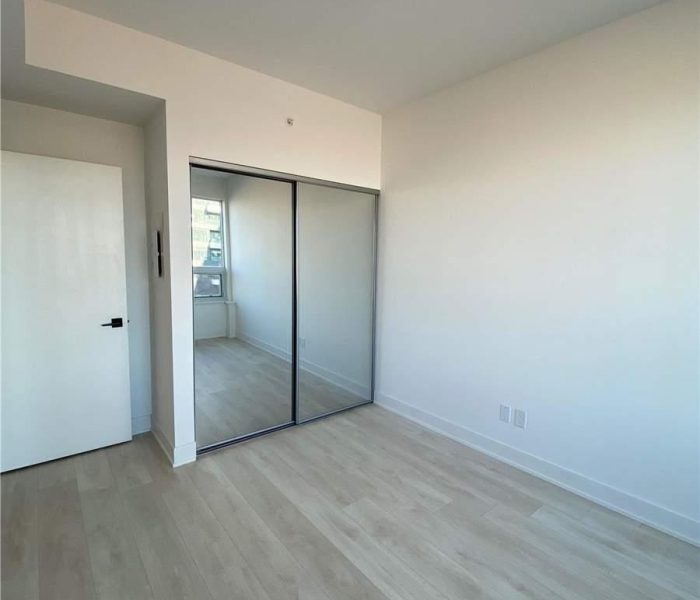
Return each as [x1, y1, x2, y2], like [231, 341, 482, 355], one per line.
[190, 159, 378, 454]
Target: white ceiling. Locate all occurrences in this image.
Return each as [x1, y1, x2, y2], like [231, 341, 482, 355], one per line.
[1, 0, 163, 125]
[47, 0, 662, 112]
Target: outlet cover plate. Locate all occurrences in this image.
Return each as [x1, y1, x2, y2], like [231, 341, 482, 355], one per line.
[499, 404, 512, 423]
[513, 409, 527, 429]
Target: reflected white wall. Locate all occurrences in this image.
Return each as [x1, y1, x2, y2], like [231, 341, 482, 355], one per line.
[297, 184, 375, 400]
[227, 174, 293, 356]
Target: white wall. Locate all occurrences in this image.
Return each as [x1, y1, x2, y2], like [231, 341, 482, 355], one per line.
[1, 99, 152, 434]
[378, 0, 699, 543]
[190, 168, 228, 202]
[19, 0, 382, 464]
[193, 303, 227, 341]
[25, 0, 381, 462]
[227, 174, 292, 355]
[143, 105, 174, 451]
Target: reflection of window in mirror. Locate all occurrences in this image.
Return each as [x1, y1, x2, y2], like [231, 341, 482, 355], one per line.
[192, 197, 226, 299]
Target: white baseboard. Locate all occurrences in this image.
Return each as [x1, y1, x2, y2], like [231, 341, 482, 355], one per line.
[300, 358, 370, 399]
[239, 334, 369, 399]
[238, 333, 291, 362]
[172, 441, 197, 467]
[131, 414, 151, 435]
[375, 392, 700, 547]
[151, 426, 197, 468]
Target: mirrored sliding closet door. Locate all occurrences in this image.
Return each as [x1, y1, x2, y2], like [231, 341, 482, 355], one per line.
[192, 167, 294, 449]
[192, 161, 378, 452]
[296, 183, 376, 421]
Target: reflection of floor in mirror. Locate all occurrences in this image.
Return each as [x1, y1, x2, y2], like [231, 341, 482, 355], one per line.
[195, 337, 368, 448]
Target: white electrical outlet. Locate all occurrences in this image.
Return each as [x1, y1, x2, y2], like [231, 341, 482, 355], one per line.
[513, 409, 527, 429]
[499, 404, 511, 423]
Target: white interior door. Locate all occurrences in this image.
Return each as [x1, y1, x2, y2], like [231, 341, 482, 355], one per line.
[1, 151, 132, 471]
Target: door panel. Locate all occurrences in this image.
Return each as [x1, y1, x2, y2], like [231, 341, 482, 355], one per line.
[296, 183, 375, 421]
[1, 151, 132, 471]
[192, 168, 294, 448]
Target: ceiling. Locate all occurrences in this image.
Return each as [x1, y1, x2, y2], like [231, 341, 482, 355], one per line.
[47, 0, 661, 112]
[1, 0, 163, 125]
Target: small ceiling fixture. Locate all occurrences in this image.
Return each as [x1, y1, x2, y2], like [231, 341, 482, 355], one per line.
[286, 117, 294, 126]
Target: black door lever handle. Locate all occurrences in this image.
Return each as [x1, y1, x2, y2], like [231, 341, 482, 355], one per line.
[101, 317, 124, 328]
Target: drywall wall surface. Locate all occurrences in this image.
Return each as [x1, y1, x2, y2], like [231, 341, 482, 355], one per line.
[193, 303, 227, 340]
[144, 104, 176, 454]
[227, 174, 293, 356]
[1, 99, 152, 434]
[378, 0, 699, 542]
[190, 169, 228, 202]
[23, 0, 381, 188]
[22, 0, 381, 461]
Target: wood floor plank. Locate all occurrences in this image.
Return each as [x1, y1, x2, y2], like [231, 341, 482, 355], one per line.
[79, 486, 154, 600]
[300, 421, 454, 512]
[327, 413, 512, 514]
[321, 418, 483, 514]
[243, 437, 450, 600]
[37, 479, 96, 600]
[341, 408, 543, 515]
[1, 469, 39, 600]
[483, 504, 683, 600]
[161, 466, 274, 600]
[121, 482, 212, 600]
[576, 503, 700, 588]
[106, 439, 153, 493]
[34, 455, 79, 490]
[269, 427, 409, 509]
[344, 497, 499, 600]
[216, 445, 392, 600]
[185, 455, 303, 600]
[76, 449, 115, 493]
[531, 505, 699, 599]
[414, 498, 603, 600]
[3, 406, 698, 600]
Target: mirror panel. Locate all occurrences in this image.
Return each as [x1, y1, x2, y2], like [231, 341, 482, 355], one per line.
[192, 167, 293, 448]
[296, 182, 375, 422]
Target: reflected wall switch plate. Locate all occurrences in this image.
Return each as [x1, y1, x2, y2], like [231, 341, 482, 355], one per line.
[299, 338, 306, 349]
[513, 409, 527, 429]
[499, 404, 511, 423]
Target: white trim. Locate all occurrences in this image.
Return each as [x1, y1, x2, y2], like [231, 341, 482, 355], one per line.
[172, 441, 197, 467]
[238, 334, 370, 399]
[152, 426, 197, 468]
[194, 298, 227, 305]
[375, 392, 700, 547]
[131, 414, 151, 435]
[301, 358, 370, 399]
[191, 193, 227, 203]
[238, 333, 291, 361]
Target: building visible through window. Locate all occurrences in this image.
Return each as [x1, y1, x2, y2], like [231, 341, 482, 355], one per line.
[192, 198, 225, 298]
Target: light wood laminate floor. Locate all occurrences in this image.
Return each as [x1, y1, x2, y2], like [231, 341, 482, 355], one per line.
[195, 337, 368, 447]
[2, 405, 698, 600]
